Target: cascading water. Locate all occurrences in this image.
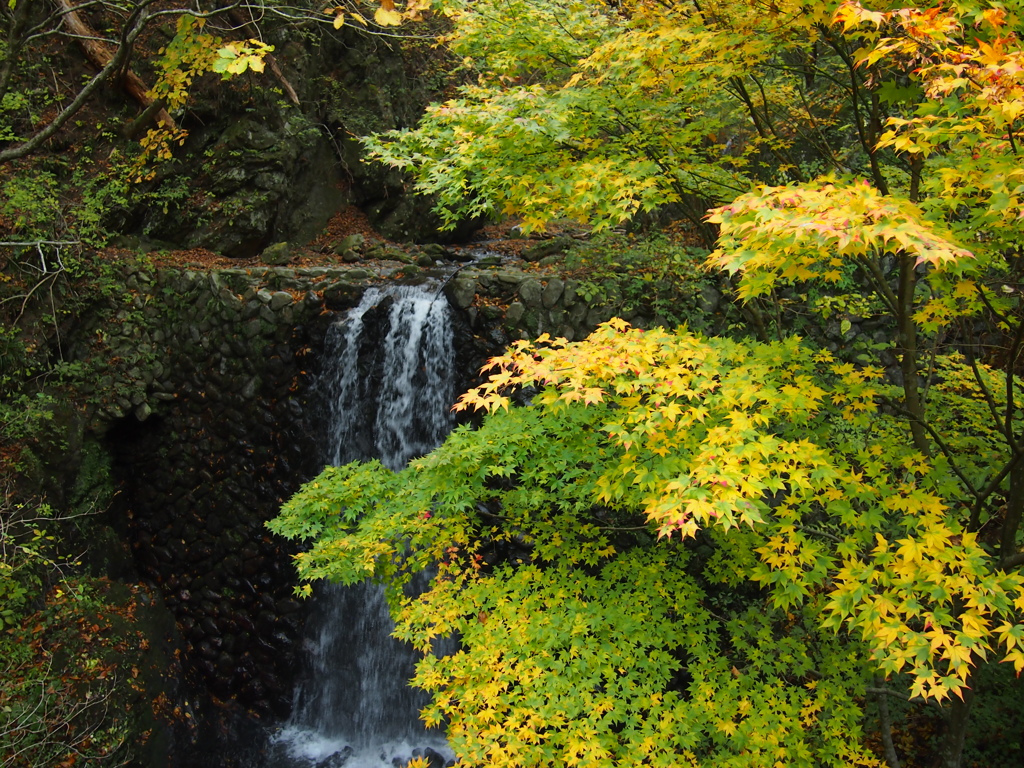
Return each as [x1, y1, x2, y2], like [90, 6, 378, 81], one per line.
[269, 285, 456, 767]
[321, 286, 456, 470]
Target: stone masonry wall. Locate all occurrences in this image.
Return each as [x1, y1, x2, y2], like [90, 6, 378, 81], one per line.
[94, 266, 335, 717]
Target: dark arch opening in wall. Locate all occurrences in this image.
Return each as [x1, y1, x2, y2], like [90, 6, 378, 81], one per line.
[103, 412, 168, 578]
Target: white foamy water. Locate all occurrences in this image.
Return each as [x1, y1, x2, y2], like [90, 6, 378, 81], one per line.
[270, 726, 451, 768]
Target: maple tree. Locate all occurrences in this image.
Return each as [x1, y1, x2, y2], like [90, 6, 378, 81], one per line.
[363, 0, 899, 237]
[271, 340, 884, 767]
[274, 2, 1024, 768]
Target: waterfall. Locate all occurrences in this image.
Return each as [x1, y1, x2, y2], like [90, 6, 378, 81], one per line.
[321, 286, 455, 471]
[269, 285, 455, 767]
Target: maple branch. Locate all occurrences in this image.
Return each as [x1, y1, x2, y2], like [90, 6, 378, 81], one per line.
[1001, 309, 1024, 564]
[973, 281, 1014, 327]
[1000, 550, 1024, 570]
[917, 324, 943, 408]
[894, 411, 978, 498]
[823, 29, 889, 195]
[727, 76, 770, 141]
[962, 343, 1010, 450]
[740, 301, 771, 343]
[958, 323, 1024, 533]
[728, 74, 808, 181]
[855, 254, 899, 316]
[865, 686, 939, 708]
[1002, 465, 1024, 569]
[1002, 316, 1024, 441]
[793, 524, 842, 544]
[747, 72, 806, 182]
[765, 42, 853, 94]
[598, 100, 736, 241]
[907, 152, 922, 204]
[968, 451, 1024, 532]
[793, 84, 845, 173]
[895, 253, 930, 454]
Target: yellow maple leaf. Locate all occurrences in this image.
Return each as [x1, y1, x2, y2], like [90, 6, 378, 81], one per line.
[374, 7, 402, 25]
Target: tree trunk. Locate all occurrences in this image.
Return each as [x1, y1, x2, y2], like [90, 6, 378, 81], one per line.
[940, 689, 974, 768]
[874, 677, 901, 768]
[1001, 459, 1024, 569]
[896, 253, 930, 455]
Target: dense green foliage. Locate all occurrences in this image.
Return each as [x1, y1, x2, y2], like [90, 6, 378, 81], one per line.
[272, 322, 1024, 766]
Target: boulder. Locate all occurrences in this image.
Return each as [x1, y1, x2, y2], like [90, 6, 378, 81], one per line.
[523, 235, 574, 262]
[333, 233, 365, 254]
[260, 242, 291, 266]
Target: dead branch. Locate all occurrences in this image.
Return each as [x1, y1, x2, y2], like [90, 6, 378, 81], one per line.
[55, 0, 175, 128]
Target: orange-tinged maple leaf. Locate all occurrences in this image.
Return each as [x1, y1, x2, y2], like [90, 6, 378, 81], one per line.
[982, 8, 1007, 28]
